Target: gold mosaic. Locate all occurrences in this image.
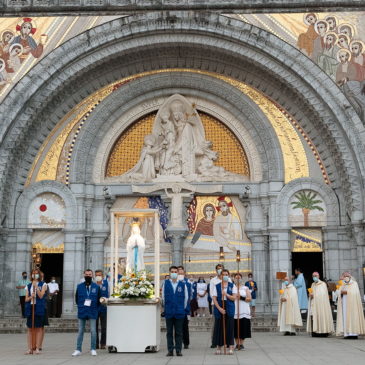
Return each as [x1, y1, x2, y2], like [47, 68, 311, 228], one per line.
[105, 112, 250, 177]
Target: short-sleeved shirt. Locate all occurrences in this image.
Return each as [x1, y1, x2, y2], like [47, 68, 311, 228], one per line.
[48, 282, 59, 294]
[17, 278, 31, 297]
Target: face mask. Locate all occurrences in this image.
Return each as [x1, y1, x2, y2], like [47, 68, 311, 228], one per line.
[284, 281, 289, 286]
[344, 277, 350, 283]
[223, 275, 229, 282]
[95, 276, 102, 282]
[177, 275, 184, 281]
[84, 276, 92, 284]
[217, 269, 222, 275]
[32, 274, 39, 280]
[23, 275, 27, 279]
[198, 279, 203, 283]
[170, 273, 178, 280]
[313, 277, 319, 282]
[51, 279, 56, 283]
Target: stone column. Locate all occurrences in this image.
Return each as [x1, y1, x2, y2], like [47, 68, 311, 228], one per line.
[268, 228, 291, 314]
[166, 227, 188, 266]
[62, 230, 85, 318]
[246, 230, 270, 314]
[89, 231, 108, 272]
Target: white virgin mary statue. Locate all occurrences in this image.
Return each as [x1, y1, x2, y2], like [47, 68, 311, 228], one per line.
[126, 220, 146, 273]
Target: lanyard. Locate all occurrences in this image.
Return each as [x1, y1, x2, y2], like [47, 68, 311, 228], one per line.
[86, 285, 90, 297]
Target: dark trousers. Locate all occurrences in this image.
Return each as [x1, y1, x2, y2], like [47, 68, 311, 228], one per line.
[19, 296, 25, 318]
[208, 300, 212, 315]
[165, 317, 184, 353]
[48, 294, 58, 317]
[183, 315, 189, 346]
[96, 312, 107, 347]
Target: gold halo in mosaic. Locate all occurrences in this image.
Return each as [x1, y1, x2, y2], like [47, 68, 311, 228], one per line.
[105, 111, 250, 177]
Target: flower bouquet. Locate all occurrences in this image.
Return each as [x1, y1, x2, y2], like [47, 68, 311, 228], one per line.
[113, 270, 154, 299]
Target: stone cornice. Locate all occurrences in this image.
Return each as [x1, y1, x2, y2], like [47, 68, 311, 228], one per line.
[1, 0, 364, 17]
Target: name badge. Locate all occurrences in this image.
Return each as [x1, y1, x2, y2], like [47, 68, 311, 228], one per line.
[84, 299, 92, 307]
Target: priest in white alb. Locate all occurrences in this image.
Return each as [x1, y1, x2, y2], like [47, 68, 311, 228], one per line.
[336, 271, 365, 339]
[277, 276, 303, 335]
[307, 272, 334, 337]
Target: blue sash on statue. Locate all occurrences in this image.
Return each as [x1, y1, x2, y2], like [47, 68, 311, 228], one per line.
[134, 246, 138, 273]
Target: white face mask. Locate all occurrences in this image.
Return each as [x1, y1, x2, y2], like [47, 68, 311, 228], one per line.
[51, 280, 55, 283]
[177, 275, 184, 281]
[95, 276, 102, 282]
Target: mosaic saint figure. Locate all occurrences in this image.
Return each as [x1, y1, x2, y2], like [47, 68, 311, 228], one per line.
[195, 203, 216, 236]
[317, 32, 339, 79]
[350, 40, 365, 81]
[213, 197, 242, 251]
[336, 49, 358, 84]
[312, 20, 328, 62]
[297, 13, 318, 58]
[324, 15, 338, 33]
[11, 18, 44, 59]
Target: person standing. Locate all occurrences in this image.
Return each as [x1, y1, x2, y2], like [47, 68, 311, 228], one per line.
[293, 268, 308, 313]
[307, 272, 334, 337]
[277, 276, 303, 335]
[72, 269, 100, 357]
[24, 268, 47, 354]
[16, 271, 30, 318]
[47, 276, 59, 318]
[162, 266, 188, 357]
[95, 270, 109, 350]
[207, 275, 214, 316]
[233, 273, 251, 350]
[245, 273, 258, 317]
[197, 277, 208, 317]
[336, 271, 365, 339]
[212, 269, 236, 355]
[177, 266, 191, 349]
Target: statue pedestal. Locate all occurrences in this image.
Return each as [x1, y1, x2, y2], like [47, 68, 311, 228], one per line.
[106, 298, 160, 352]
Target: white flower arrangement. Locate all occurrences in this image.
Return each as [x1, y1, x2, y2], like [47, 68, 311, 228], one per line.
[113, 270, 154, 299]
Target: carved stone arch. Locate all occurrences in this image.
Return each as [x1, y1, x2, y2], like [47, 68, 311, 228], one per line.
[274, 178, 340, 227]
[14, 180, 78, 230]
[0, 11, 363, 224]
[71, 72, 282, 184]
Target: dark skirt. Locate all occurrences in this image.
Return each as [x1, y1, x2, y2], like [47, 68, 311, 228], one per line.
[190, 298, 198, 316]
[26, 315, 43, 328]
[212, 315, 235, 347]
[234, 317, 251, 339]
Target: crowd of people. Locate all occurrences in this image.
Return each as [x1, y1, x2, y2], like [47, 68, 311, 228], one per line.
[18, 264, 365, 357]
[162, 264, 257, 356]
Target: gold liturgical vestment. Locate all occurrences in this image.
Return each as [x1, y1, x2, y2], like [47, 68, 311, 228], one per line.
[336, 280, 365, 336]
[307, 280, 334, 334]
[277, 284, 303, 329]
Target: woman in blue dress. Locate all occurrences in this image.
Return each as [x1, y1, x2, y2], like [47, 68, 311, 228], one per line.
[212, 269, 237, 355]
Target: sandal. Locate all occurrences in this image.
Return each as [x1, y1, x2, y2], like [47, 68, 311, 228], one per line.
[34, 348, 41, 355]
[24, 349, 32, 355]
[215, 349, 221, 355]
[228, 349, 234, 355]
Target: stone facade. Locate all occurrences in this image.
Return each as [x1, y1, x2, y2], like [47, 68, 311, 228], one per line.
[0, 11, 364, 317]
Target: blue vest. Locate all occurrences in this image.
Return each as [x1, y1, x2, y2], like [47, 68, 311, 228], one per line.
[214, 282, 235, 318]
[98, 280, 109, 313]
[25, 281, 46, 317]
[76, 282, 99, 319]
[183, 278, 192, 315]
[164, 280, 186, 319]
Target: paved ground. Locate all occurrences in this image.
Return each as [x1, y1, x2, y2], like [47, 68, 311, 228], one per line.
[0, 331, 364, 365]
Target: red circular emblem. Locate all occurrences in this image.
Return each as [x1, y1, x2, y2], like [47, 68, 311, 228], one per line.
[39, 204, 47, 212]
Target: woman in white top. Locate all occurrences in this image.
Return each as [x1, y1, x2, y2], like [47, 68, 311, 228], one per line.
[196, 278, 208, 317]
[233, 273, 252, 350]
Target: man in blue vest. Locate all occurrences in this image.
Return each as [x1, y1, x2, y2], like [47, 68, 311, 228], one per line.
[177, 265, 191, 349]
[72, 269, 101, 357]
[95, 269, 109, 350]
[162, 266, 188, 357]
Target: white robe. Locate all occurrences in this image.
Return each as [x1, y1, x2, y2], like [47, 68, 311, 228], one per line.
[307, 280, 334, 334]
[126, 233, 145, 273]
[278, 284, 303, 332]
[336, 280, 365, 336]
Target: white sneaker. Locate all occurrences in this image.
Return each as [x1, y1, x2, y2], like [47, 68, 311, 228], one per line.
[72, 350, 81, 356]
[90, 350, 97, 356]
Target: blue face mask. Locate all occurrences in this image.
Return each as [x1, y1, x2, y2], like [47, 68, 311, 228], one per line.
[313, 277, 319, 282]
[170, 273, 178, 280]
[223, 275, 229, 282]
[284, 280, 289, 286]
